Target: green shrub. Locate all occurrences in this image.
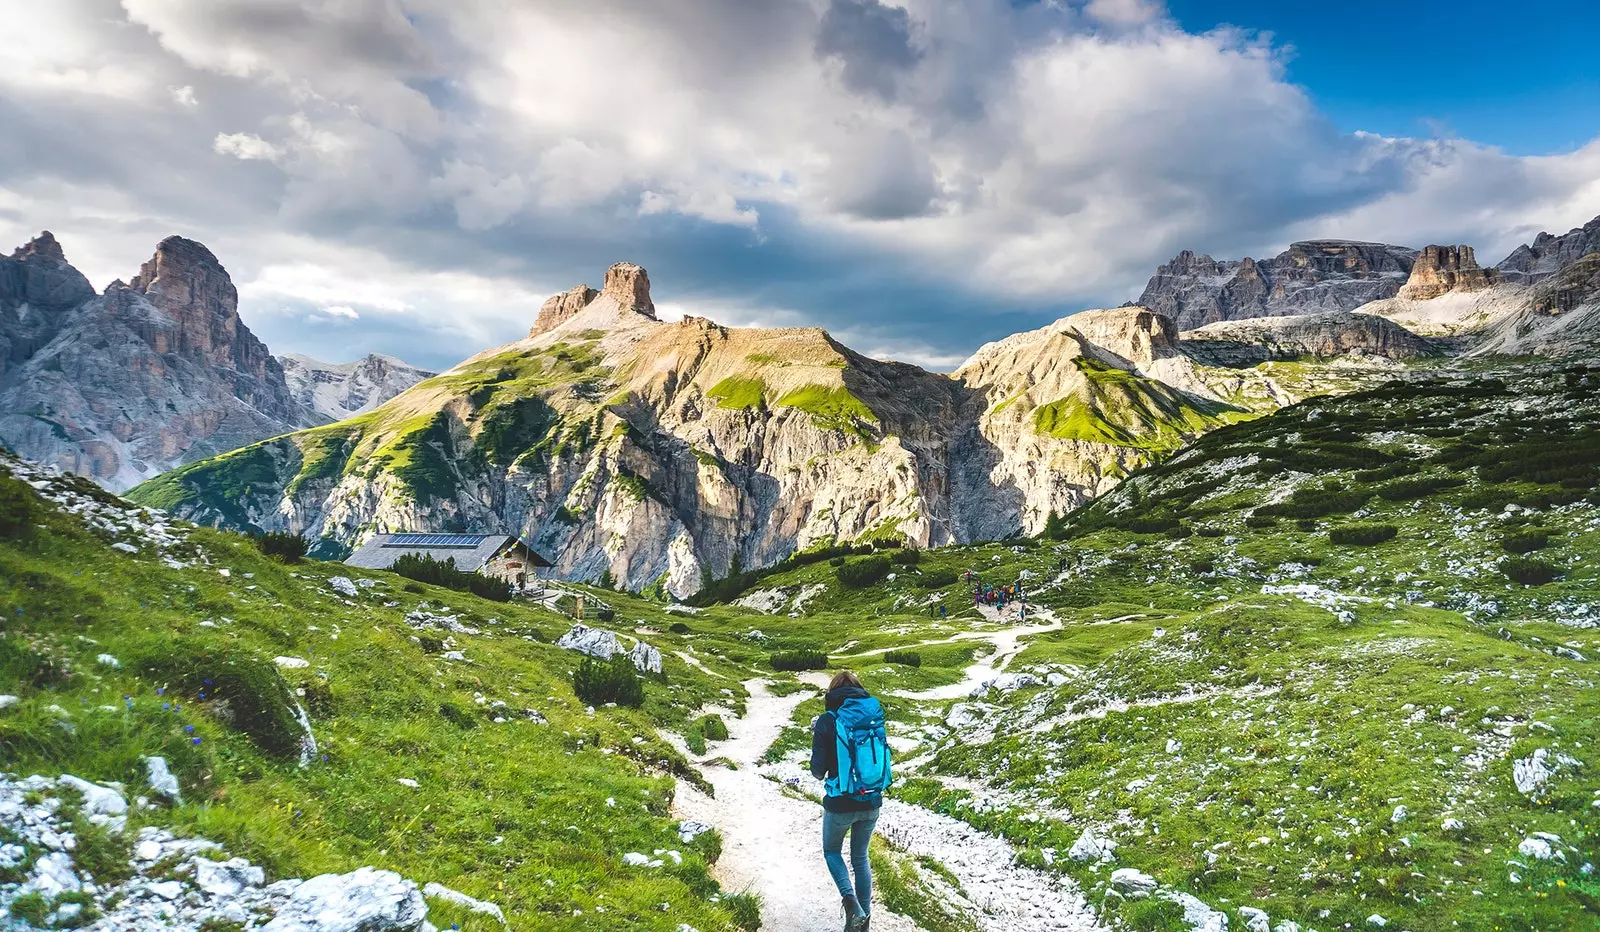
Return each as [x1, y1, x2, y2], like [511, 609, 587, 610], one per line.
[1377, 476, 1464, 501]
[721, 891, 762, 931]
[596, 607, 616, 622]
[391, 553, 511, 602]
[0, 474, 40, 540]
[883, 650, 922, 668]
[135, 646, 305, 759]
[1258, 486, 1371, 519]
[836, 555, 893, 589]
[700, 714, 730, 741]
[254, 531, 309, 563]
[890, 548, 921, 567]
[8, 891, 49, 926]
[1295, 518, 1318, 531]
[1502, 557, 1561, 586]
[1245, 514, 1277, 528]
[1501, 530, 1553, 554]
[770, 650, 828, 671]
[438, 701, 479, 729]
[1355, 463, 1416, 483]
[1188, 558, 1215, 575]
[919, 569, 957, 589]
[1329, 523, 1398, 546]
[572, 654, 645, 707]
[1196, 526, 1224, 538]
[1459, 487, 1515, 511]
[402, 581, 426, 594]
[70, 811, 134, 885]
[828, 556, 846, 567]
[668, 621, 691, 634]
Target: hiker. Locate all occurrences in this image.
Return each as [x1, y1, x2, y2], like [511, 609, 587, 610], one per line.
[811, 671, 892, 932]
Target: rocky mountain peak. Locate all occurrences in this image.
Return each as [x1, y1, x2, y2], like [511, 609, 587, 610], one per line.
[12, 230, 67, 263]
[1065, 306, 1178, 366]
[1496, 214, 1600, 285]
[530, 284, 600, 336]
[603, 262, 656, 318]
[1398, 244, 1498, 300]
[129, 235, 235, 309]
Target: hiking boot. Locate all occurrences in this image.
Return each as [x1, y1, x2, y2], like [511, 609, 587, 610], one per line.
[853, 914, 871, 932]
[841, 896, 861, 931]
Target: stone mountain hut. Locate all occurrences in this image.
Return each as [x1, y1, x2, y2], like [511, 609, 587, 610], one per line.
[344, 533, 552, 589]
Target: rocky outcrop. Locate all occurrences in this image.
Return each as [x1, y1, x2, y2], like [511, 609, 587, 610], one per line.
[1397, 245, 1497, 300]
[0, 233, 314, 490]
[1496, 214, 1600, 285]
[602, 262, 656, 317]
[531, 284, 600, 336]
[280, 353, 435, 421]
[1136, 240, 1417, 329]
[1179, 311, 1437, 366]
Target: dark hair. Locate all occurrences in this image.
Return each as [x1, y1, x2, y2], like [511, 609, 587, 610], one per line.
[829, 671, 862, 691]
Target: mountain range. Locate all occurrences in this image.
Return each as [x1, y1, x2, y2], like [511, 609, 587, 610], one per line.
[0, 234, 431, 490]
[102, 212, 1600, 595]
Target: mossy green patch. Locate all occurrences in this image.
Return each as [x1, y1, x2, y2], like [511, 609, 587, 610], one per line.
[707, 376, 768, 411]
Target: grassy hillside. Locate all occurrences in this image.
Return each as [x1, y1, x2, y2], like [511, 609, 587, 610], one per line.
[640, 362, 1600, 930]
[0, 454, 761, 931]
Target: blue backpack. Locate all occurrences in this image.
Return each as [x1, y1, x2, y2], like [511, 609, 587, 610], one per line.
[825, 696, 892, 800]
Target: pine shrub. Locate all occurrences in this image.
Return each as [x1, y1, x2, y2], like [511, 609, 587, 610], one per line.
[391, 553, 511, 602]
[0, 474, 40, 540]
[1329, 523, 1398, 546]
[1502, 557, 1561, 586]
[769, 650, 829, 671]
[890, 548, 921, 567]
[668, 621, 691, 634]
[920, 569, 957, 589]
[836, 555, 893, 589]
[136, 646, 305, 759]
[884, 650, 922, 667]
[1188, 558, 1215, 575]
[1501, 530, 1552, 554]
[572, 654, 645, 707]
[254, 531, 308, 563]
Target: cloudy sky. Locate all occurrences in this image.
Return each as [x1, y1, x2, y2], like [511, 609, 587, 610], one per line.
[2, 0, 1597, 372]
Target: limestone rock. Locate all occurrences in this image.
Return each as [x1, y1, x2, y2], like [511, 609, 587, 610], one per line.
[0, 233, 314, 490]
[1109, 867, 1157, 897]
[629, 640, 663, 675]
[1496, 214, 1600, 285]
[602, 262, 656, 318]
[1136, 240, 1418, 329]
[556, 623, 622, 660]
[1397, 245, 1498, 300]
[1180, 311, 1435, 365]
[143, 756, 182, 804]
[1159, 891, 1228, 932]
[530, 284, 600, 335]
[280, 353, 434, 421]
[260, 867, 427, 932]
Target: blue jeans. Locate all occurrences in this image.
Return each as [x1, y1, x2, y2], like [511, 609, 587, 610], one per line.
[822, 807, 879, 912]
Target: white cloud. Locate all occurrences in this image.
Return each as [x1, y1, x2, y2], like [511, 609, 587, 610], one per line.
[321, 304, 358, 319]
[213, 132, 282, 161]
[169, 84, 197, 107]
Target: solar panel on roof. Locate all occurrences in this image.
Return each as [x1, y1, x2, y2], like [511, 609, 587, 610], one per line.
[381, 533, 492, 548]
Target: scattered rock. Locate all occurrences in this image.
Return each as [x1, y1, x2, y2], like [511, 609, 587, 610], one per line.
[423, 882, 509, 928]
[629, 640, 663, 675]
[678, 820, 712, 844]
[1068, 827, 1116, 863]
[557, 624, 623, 660]
[143, 755, 182, 804]
[0, 695, 18, 710]
[1239, 906, 1270, 932]
[1367, 915, 1388, 928]
[275, 656, 311, 669]
[1110, 867, 1157, 897]
[328, 576, 360, 598]
[262, 867, 427, 932]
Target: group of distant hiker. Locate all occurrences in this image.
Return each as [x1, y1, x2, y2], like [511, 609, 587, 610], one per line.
[966, 570, 1028, 616]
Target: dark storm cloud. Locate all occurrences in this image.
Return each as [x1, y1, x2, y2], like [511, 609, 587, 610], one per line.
[815, 0, 923, 99]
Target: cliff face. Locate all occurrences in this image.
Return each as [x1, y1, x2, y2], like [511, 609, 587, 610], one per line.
[134, 267, 1266, 596]
[280, 353, 435, 421]
[1397, 245, 1498, 300]
[1179, 311, 1438, 366]
[1496, 215, 1600, 285]
[0, 234, 313, 490]
[1136, 240, 1418, 329]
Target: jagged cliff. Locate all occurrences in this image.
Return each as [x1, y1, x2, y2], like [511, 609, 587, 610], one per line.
[1496, 215, 1600, 285]
[0, 233, 314, 490]
[131, 266, 1276, 595]
[1135, 240, 1418, 329]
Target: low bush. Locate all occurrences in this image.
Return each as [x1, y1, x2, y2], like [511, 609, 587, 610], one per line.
[438, 701, 478, 729]
[919, 569, 957, 589]
[254, 531, 308, 563]
[770, 650, 828, 671]
[135, 645, 305, 759]
[883, 650, 922, 668]
[1295, 518, 1318, 531]
[1502, 557, 1561, 586]
[1459, 487, 1516, 512]
[1501, 530, 1553, 554]
[1245, 514, 1277, 528]
[1258, 486, 1371, 519]
[836, 555, 893, 589]
[402, 581, 426, 594]
[700, 715, 730, 741]
[1329, 523, 1398, 546]
[0, 474, 40, 539]
[1377, 476, 1464, 501]
[829, 556, 847, 567]
[572, 654, 645, 707]
[890, 548, 921, 566]
[391, 553, 511, 602]
[668, 621, 691, 634]
[1354, 463, 1416, 483]
[1195, 526, 1225, 538]
[1188, 558, 1215, 575]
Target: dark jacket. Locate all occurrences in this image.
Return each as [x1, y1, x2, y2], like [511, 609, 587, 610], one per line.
[810, 685, 883, 813]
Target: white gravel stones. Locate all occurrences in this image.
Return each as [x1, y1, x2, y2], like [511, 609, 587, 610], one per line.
[622, 852, 660, 867]
[275, 656, 312, 669]
[677, 820, 712, 844]
[328, 576, 360, 598]
[1390, 804, 1407, 823]
[422, 882, 509, 927]
[1442, 817, 1466, 831]
[195, 856, 267, 897]
[1518, 837, 1556, 860]
[112, 541, 140, 553]
[56, 774, 127, 826]
[1109, 867, 1157, 897]
[396, 778, 420, 788]
[261, 867, 427, 932]
[97, 653, 121, 668]
[0, 695, 18, 710]
[143, 755, 182, 804]
[1239, 906, 1271, 932]
[1366, 914, 1388, 927]
[969, 672, 1040, 697]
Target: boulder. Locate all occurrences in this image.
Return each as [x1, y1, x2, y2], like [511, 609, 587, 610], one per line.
[260, 867, 427, 932]
[629, 640, 662, 675]
[328, 577, 359, 598]
[1109, 867, 1157, 897]
[1158, 891, 1228, 932]
[556, 624, 622, 660]
[143, 756, 182, 804]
